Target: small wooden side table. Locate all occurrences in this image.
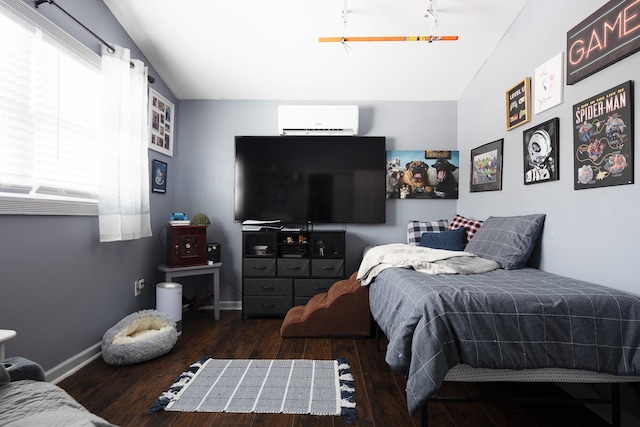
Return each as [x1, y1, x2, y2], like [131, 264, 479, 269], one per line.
[0, 329, 17, 360]
[157, 262, 221, 320]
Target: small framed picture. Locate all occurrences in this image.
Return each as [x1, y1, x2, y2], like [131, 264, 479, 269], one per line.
[151, 159, 167, 193]
[506, 78, 531, 131]
[470, 139, 503, 192]
[534, 53, 563, 114]
[148, 88, 174, 157]
[523, 118, 559, 185]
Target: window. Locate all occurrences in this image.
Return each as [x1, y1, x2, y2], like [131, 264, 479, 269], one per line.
[0, 2, 102, 215]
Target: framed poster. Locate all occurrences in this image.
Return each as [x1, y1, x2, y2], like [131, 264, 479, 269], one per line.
[151, 159, 167, 193]
[506, 78, 531, 131]
[470, 139, 503, 192]
[386, 150, 459, 199]
[534, 53, 563, 114]
[148, 88, 174, 157]
[523, 118, 559, 185]
[573, 80, 634, 190]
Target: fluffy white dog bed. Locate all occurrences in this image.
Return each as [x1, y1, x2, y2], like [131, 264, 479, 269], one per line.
[101, 310, 178, 366]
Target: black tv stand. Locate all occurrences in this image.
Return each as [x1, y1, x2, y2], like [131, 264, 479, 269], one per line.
[241, 229, 345, 317]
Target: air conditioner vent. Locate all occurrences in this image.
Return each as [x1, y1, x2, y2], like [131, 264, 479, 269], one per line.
[278, 105, 358, 136]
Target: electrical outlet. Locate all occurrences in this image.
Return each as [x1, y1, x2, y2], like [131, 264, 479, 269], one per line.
[134, 279, 144, 297]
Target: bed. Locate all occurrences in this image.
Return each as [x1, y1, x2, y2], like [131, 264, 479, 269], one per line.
[358, 214, 640, 425]
[1, 357, 116, 426]
[0, 380, 117, 426]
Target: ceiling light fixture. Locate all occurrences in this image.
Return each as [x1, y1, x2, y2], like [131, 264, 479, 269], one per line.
[319, 0, 458, 44]
[319, 35, 458, 43]
[425, 0, 439, 27]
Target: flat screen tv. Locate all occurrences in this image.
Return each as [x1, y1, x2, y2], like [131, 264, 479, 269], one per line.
[235, 135, 386, 224]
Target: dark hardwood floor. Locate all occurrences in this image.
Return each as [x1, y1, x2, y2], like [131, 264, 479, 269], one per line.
[58, 310, 610, 427]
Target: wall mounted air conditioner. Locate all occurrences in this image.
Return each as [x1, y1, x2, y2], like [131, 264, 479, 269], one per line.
[278, 105, 359, 136]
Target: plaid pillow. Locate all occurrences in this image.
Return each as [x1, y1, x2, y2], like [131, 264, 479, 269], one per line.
[407, 220, 449, 245]
[449, 214, 484, 243]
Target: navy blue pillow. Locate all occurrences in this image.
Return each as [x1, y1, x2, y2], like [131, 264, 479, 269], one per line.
[419, 227, 467, 251]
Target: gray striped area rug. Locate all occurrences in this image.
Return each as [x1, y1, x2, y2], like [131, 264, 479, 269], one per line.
[148, 356, 357, 423]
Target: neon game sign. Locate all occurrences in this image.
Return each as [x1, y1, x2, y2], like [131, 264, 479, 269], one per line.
[567, 0, 640, 85]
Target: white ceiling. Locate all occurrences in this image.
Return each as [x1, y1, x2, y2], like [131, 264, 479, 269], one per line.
[103, 0, 528, 101]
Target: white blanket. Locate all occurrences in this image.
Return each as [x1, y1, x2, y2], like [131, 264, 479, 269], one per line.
[357, 243, 500, 285]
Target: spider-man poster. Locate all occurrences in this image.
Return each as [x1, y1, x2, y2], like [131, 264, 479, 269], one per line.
[572, 81, 633, 190]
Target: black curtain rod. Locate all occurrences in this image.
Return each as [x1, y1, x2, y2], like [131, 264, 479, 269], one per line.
[35, 0, 155, 84]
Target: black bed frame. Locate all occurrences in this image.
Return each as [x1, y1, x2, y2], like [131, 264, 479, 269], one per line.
[374, 324, 623, 427]
[423, 384, 620, 427]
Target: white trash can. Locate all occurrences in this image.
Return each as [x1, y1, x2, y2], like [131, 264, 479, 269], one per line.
[156, 282, 182, 335]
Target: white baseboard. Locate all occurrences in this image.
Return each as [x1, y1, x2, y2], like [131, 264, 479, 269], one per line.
[221, 301, 242, 311]
[46, 342, 102, 384]
[45, 306, 243, 384]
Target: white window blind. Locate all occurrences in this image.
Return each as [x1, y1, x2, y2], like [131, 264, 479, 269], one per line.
[0, 2, 101, 215]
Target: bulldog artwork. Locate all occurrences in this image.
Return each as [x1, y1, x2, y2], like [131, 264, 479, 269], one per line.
[386, 150, 459, 199]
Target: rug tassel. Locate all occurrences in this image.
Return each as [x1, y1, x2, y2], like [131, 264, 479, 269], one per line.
[336, 357, 358, 424]
[147, 355, 212, 414]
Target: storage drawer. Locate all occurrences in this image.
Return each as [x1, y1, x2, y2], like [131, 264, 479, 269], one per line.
[243, 296, 292, 316]
[243, 258, 276, 277]
[311, 259, 344, 278]
[244, 278, 292, 296]
[295, 278, 336, 297]
[277, 258, 310, 277]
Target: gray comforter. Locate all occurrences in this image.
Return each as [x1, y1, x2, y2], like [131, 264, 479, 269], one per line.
[368, 267, 640, 414]
[0, 380, 116, 426]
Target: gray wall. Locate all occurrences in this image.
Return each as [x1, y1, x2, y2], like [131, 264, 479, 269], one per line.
[174, 100, 458, 302]
[457, 0, 639, 295]
[0, 0, 177, 372]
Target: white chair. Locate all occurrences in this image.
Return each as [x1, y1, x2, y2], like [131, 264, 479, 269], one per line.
[0, 329, 17, 360]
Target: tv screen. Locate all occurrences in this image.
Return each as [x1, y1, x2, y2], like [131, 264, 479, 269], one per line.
[235, 135, 386, 224]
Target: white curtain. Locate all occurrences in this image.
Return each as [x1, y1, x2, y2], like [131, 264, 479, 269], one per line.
[99, 45, 152, 242]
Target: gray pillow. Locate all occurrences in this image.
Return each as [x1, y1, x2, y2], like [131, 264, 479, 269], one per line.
[464, 214, 545, 269]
